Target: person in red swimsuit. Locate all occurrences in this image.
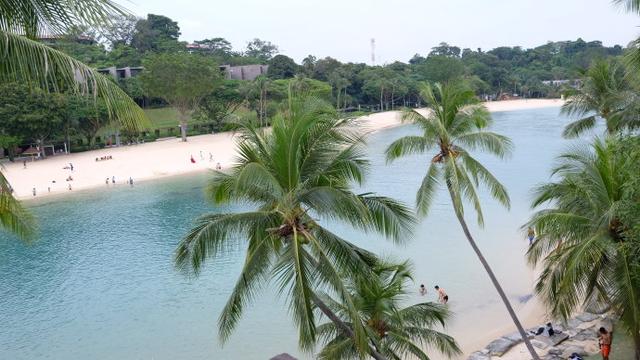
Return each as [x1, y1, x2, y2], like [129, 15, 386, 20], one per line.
[598, 327, 612, 360]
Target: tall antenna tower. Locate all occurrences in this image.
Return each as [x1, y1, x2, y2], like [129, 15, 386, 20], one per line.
[370, 38, 376, 66]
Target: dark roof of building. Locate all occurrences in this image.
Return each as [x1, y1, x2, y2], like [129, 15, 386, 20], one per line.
[269, 353, 297, 360]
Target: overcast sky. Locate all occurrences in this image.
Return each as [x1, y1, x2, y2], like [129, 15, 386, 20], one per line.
[125, 0, 639, 64]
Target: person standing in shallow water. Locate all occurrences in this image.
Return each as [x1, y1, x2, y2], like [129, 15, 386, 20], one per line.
[419, 284, 426, 296]
[527, 227, 535, 246]
[598, 327, 612, 360]
[435, 285, 448, 304]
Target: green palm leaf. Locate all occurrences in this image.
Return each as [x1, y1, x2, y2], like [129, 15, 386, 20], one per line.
[0, 171, 35, 240]
[0, 31, 147, 130]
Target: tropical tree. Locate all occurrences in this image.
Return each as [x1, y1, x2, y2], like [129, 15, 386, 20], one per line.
[175, 96, 414, 360]
[140, 52, 221, 141]
[0, 172, 34, 240]
[560, 59, 638, 138]
[241, 75, 272, 127]
[526, 138, 640, 359]
[0, 0, 147, 130]
[317, 260, 461, 360]
[385, 82, 541, 360]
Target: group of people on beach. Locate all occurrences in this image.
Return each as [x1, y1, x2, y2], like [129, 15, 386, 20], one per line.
[105, 176, 134, 186]
[419, 284, 449, 304]
[190, 152, 222, 170]
[95, 155, 113, 161]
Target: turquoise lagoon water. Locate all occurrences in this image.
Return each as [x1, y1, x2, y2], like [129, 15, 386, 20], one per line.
[1, 107, 584, 359]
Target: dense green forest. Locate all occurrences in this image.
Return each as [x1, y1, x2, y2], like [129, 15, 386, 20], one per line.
[0, 12, 628, 155]
[54, 14, 624, 109]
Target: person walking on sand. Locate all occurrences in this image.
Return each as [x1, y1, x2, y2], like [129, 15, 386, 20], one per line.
[69, 163, 74, 172]
[32, 187, 36, 196]
[129, 177, 134, 186]
[216, 162, 222, 170]
[209, 152, 213, 162]
[598, 327, 612, 360]
[23, 160, 27, 169]
[527, 227, 535, 246]
[200, 150, 204, 160]
[435, 285, 448, 304]
[190, 155, 196, 164]
[112, 176, 115, 184]
[419, 284, 426, 296]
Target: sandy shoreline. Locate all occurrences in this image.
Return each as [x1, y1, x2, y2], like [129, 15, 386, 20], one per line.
[4, 99, 563, 201]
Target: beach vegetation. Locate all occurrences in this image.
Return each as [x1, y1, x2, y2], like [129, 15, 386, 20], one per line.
[316, 259, 460, 360]
[175, 95, 415, 359]
[140, 52, 222, 142]
[385, 81, 541, 360]
[526, 137, 640, 359]
[561, 59, 640, 138]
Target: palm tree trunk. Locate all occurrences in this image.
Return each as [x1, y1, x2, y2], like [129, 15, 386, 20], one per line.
[311, 293, 388, 360]
[446, 184, 541, 360]
[634, 332, 640, 360]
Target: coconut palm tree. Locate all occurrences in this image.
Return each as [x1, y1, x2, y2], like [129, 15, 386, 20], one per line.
[614, 0, 640, 14]
[316, 260, 461, 360]
[561, 59, 638, 138]
[0, 0, 147, 129]
[0, 171, 34, 240]
[385, 82, 541, 360]
[525, 137, 640, 359]
[0, 0, 147, 238]
[175, 96, 415, 360]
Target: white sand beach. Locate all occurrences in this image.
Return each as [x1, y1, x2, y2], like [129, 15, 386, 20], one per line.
[3, 99, 563, 201]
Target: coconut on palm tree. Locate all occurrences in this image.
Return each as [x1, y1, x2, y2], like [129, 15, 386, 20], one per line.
[175, 96, 415, 360]
[385, 82, 541, 360]
[316, 259, 460, 360]
[526, 137, 640, 359]
[561, 59, 638, 138]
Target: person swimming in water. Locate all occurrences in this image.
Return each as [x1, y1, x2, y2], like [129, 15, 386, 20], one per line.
[435, 285, 448, 304]
[419, 284, 426, 296]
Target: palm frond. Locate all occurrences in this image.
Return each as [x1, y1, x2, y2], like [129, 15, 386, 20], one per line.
[0, 31, 147, 130]
[0, 171, 35, 240]
[613, 0, 640, 14]
[562, 116, 597, 139]
[0, 0, 127, 37]
[175, 211, 275, 275]
[385, 135, 429, 163]
[218, 230, 275, 342]
[415, 163, 440, 217]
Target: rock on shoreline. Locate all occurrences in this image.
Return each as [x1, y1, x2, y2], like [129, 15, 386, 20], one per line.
[466, 312, 616, 360]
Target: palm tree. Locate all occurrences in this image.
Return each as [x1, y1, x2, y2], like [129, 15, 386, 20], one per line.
[0, 0, 147, 238]
[525, 138, 640, 359]
[175, 96, 415, 360]
[561, 59, 637, 138]
[385, 82, 541, 360]
[614, 0, 640, 14]
[317, 260, 461, 360]
[0, 171, 34, 240]
[0, 0, 147, 129]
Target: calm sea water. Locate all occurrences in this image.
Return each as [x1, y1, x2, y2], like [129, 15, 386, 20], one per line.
[1, 107, 587, 359]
